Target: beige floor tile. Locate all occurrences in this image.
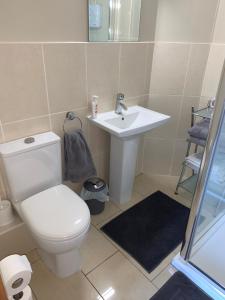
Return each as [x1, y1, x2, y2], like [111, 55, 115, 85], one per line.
[96, 210, 124, 230]
[133, 174, 158, 196]
[31, 289, 38, 300]
[114, 191, 144, 211]
[173, 244, 182, 256]
[100, 226, 181, 282]
[96, 190, 146, 227]
[87, 252, 157, 300]
[106, 238, 178, 282]
[152, 265, 176, 289]
[81, 225, 117, 274]
[136, 174, 192, 208]
[146, 252, 177, 282]
[26, 249, 40, 264]
[89, 227, 180, 281]
[30, 260, 102, 300]
[91, 201, 121, 227]
[161, 187, 192, 208]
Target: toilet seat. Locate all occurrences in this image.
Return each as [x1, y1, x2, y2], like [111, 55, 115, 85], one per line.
[20, 184, 90, 242]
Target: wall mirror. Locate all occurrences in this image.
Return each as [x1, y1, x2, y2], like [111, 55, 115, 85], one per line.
[88, 0, 142, 42]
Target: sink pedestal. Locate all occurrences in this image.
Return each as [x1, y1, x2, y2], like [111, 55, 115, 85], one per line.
[88, 106, 170, 204]
[109, 135, 140, 204]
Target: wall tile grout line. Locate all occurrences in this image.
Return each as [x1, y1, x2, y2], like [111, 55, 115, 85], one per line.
[0, 40, 224, 46]
[210, 0, 222, 43]
[50, 106, 89, 117]
[41, 44, 52, 130]
[154, 41, 215, 46]
[169, 43, 193, 175]
[148, 93, 206, 98]
[1, 41, 225, 45]
[148, 41, 156, 95]
[0, 120, 5, 142]
[181, 44, 193, 97]
[117, 43, 122, 92]
[140, 137, 146, 173]
[2, 106, 91, 127]
[84, 43, 89, 108]
[2, 114, 51, 126]
[31, 287, 39, 300]
[141, 137, 148, 174]
[144, 43, 151, 94]
[0, 41, 155, 45]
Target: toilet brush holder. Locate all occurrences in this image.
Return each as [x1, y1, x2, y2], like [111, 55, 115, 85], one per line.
[0, 200, 14, 227]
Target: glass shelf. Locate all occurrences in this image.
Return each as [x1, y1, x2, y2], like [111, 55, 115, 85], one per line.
[179, 174, 198, 194]
[193, 107, 214, 119]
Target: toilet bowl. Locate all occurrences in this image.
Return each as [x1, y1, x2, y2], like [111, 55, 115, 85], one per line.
[21, 184, 90, 278]
[0, 132, 91, 278]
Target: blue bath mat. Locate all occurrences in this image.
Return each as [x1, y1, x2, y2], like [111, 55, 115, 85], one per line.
[101, 191, 190, 273]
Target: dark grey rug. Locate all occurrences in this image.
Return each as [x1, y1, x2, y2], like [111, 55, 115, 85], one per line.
[150, 271, 212, 299]
[101, 191, 190, 273]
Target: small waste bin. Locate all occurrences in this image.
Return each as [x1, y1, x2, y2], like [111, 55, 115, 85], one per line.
[80, 177, 109, 215]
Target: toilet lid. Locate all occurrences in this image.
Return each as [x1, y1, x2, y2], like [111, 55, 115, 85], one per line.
[21, 184, 90, 241]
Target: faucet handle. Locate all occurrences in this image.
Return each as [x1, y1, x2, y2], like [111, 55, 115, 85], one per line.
[117, 93, 125, 101]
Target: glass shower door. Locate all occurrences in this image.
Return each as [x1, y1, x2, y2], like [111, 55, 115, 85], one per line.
[189, 106, 225, 288]
[175, 64, 225, 299]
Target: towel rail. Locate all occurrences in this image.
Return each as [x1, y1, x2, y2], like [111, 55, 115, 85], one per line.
[63, 111, 83, 133]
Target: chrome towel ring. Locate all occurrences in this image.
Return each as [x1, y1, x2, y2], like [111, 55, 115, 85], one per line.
[63, 111, 83, 133]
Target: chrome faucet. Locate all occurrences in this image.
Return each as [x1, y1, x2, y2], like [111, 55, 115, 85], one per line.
[115, 93, 128, 115]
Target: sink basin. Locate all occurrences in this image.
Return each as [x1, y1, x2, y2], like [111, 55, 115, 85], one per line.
[88, 106, 170, 138]
[106, 112, 139, 129]
[88, 105, 170, 204]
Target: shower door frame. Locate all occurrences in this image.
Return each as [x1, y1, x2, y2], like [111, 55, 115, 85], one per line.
[172, 64, 225, 299]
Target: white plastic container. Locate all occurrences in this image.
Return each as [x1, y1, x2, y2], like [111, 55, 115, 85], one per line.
[91, 95, 98, 119]
[0, 200, 14, 227]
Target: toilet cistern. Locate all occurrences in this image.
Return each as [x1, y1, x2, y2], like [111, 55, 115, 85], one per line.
[0, 132, 90, 278]
[115, 93, 128, 115]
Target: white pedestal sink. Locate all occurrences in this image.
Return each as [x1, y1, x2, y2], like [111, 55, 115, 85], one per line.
[88, 106, 170, 204]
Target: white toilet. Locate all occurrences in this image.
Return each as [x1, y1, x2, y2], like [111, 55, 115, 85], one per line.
[0, 132, 90, 278]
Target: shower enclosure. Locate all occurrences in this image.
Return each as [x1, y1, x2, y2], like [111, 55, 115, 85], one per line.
[172, 64, 225, 300]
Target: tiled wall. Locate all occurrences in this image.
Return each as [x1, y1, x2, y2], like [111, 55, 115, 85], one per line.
[0, 0, 155, 43]
[201, 0, 225, 106]
[0, 42, 153, 197]
[0, 0, 158, 198]
[0, 0, 225, 198]
[142, 0, 222, 177]
[0, 0, 88, 42]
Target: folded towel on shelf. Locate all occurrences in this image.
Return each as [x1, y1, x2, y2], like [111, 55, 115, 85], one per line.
[64, 129, 97, 183]
[188, 119, 210, 140]
[187, 136, 206, 147]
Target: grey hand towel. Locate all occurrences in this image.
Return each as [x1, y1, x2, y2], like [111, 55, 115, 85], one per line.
[188, 119, 210, 140]
[64, 129, 96, 183]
